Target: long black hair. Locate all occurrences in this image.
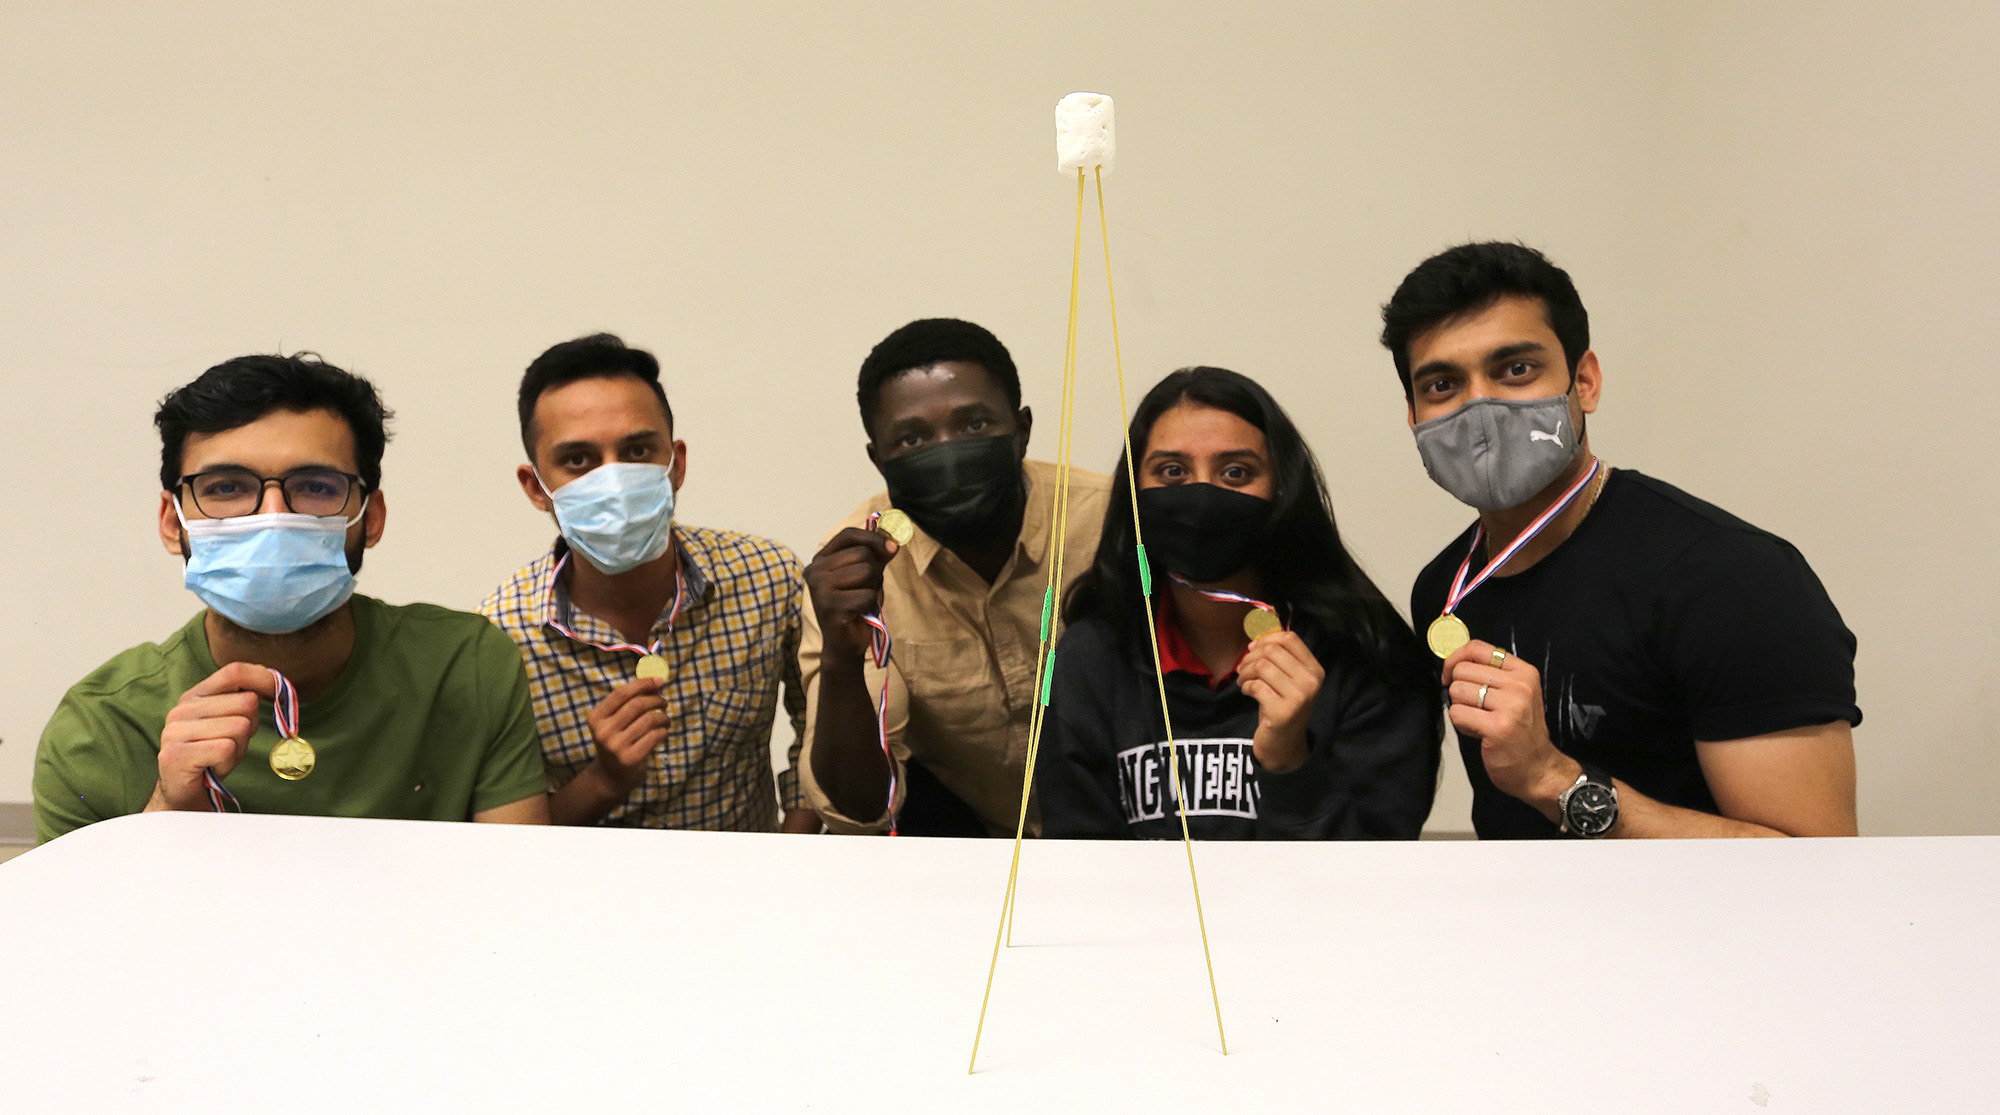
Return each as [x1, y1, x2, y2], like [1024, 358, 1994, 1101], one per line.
[1064, 366, 1434, 694]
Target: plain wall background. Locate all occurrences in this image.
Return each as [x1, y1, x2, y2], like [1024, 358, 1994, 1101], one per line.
[0, 1, 1990, 835]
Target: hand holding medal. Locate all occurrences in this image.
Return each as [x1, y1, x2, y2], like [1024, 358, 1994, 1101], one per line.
[543, 552, 686, 793]
[152, 661, 305, 813]
[1166, 575, 1319, 772]
[800, 511, 907, 832]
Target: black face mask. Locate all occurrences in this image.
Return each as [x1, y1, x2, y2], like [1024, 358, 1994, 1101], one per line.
[876, 434, 1026, 550]
[1135, 483, 1274, 584]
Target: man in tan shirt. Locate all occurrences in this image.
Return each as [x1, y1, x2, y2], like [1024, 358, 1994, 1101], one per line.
[800, 318, 1109, 836]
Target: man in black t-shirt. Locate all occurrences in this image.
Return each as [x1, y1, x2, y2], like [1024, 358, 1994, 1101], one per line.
[1380, 242, 1859, 838]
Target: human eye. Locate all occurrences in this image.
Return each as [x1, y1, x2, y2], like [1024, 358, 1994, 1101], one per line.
[197, 474, 248, 499]
[295, 473, 343, 499]
[620, 444, 653, 461]
[1222, 464, 1255, 485]
[964, 416, 991, 434]
[1417, 374, 1456, 399]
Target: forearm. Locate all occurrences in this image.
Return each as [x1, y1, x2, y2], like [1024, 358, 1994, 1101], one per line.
[807, 658, 894, 824]
[547, 762, 628, 826]
[1610, 788, 1787, 837]
[1516, 757, 1793, 838]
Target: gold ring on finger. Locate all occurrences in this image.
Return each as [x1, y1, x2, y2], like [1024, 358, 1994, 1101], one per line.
[1489, 648, 1509, 669]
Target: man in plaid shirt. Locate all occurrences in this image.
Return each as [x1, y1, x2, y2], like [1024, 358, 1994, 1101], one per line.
[481, 334, 816, 832]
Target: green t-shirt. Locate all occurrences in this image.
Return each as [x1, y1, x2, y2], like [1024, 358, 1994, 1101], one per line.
[33, 595, 548, 842]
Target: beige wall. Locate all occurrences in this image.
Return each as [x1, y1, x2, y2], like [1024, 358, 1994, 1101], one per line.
[0, 2, 1989, 835]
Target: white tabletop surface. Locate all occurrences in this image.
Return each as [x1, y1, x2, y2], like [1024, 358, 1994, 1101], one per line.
[1, 812, 1993, 1112]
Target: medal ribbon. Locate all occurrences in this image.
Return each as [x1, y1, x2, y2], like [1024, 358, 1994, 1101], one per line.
[1440, 457, 1602, 620]
[543, 551, 687, 663]
[862, 512, 900, 836]
[1166, 573, 1282, 624]
[200, 665, 303, 813]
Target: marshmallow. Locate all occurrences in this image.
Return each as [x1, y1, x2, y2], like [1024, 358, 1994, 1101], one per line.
[1056, 92, 1115, 175]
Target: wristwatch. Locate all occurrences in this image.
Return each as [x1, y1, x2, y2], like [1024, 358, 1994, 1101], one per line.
[1557, 764, 1619, 838]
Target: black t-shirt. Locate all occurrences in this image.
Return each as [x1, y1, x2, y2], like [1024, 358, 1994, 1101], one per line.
[1411, 469, 1860, 839]
[1037, 611, 1440, 840]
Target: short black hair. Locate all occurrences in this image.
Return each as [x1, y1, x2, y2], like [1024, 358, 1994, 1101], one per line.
[856, 318, 1021, 438]
[1379, 242, 1590, 401]
[155, 354, 392, 491]
[517, 333, 674, 460]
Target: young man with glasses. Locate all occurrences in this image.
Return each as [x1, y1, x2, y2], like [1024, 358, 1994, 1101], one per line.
[33, 354, 549, 841]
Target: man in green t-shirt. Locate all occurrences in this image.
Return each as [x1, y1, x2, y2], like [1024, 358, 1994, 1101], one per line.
[34, 354, 549, 842]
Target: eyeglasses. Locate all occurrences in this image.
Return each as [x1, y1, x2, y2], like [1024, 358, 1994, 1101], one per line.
[176, 467, 367, 519]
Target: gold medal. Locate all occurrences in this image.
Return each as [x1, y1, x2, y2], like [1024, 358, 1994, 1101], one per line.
[1426, 614, 1471, 659]
[635, 654, 671, 682]
[270, 736, 316, 781]
[876, 508, 915, 547]
[1243, 607, 1282, 641]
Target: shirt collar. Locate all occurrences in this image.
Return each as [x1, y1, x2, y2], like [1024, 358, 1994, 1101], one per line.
[542, 532, 711, 641]
[1155, 592, 1241, 687]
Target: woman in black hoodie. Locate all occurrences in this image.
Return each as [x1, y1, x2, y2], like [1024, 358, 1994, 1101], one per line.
[1037, 367, 1441, 839]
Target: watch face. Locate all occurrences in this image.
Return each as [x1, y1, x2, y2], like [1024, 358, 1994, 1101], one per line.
[1565, 781, 1618, 837]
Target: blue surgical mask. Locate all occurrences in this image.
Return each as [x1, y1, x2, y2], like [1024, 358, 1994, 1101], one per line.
[176, 504, 362, 634]
[538, 463, 675, 575]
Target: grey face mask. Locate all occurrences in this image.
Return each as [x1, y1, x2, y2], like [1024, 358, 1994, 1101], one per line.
[1413, 394, 1578, 510]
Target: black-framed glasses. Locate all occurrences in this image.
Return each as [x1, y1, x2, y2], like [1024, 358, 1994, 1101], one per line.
[176, 467, 367, 519]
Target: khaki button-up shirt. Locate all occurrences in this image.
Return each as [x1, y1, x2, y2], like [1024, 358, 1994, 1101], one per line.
[799, 460, 1111, 835]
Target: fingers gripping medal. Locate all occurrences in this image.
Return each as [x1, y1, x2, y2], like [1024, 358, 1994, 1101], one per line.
[1242, 607, 1282, 641]
[267, 669, 315, 780]
[877, 508, 916, 547]
[1430, 458, 1602, 658]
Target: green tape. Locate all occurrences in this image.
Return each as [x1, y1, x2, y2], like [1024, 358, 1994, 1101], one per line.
[1039, 585, 1055, 644]
[1136, 543, 1153, 596]
[1040, 655, 1055, 706]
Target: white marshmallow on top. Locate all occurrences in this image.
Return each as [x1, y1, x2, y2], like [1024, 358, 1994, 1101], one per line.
[1056, 92, 1115, 175]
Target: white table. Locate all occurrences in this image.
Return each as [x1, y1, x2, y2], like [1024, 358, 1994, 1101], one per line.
[1, 813, 1993, 1112]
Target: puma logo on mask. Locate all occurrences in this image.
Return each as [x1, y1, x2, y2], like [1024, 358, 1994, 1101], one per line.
[1529, 417, 1565, 446]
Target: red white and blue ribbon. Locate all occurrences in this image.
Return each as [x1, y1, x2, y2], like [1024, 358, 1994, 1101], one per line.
[863, 513, 900, 836]
[543, 551, 686, 664]
[272, 668, 302, 741]
[202, 769, 240, 812]
[1441, 457, 1603, 620]
[1167, 573, 1282, 625]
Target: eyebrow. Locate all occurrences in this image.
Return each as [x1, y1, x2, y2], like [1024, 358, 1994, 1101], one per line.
[186, 460, 345, 476]
[1141, 447, 1264, 464]
[1484, 341, 1548, 365]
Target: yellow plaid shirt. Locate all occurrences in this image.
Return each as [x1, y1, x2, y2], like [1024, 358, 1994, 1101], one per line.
[480, 525, 806, 830]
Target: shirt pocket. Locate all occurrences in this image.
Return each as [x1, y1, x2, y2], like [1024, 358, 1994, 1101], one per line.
[894, 636, 1004, 738]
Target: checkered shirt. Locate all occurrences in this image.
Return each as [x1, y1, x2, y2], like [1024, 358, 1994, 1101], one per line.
[480, 524, 807, 830]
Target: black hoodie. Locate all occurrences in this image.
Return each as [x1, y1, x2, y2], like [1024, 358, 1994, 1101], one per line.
[1036, 610, 1440, 840]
